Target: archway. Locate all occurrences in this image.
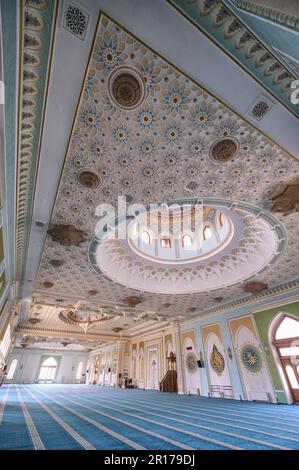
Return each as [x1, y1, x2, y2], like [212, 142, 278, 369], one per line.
[183, 337, 201, 395]
[272, 314, 299, 403]
[38, 357, 57, 382]
[150, 359, 158, 389]
[7, 359, 18, 381]
[75, 361, 83, 382]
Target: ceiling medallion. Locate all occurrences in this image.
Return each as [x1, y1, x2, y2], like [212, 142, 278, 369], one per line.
[43, 281, 54, 288]
[77, 168, 103, 189]
[123, 295, 143, 308]
[47, 223, 88, 246]
[243, 281, 268, 294]
[209, 137, 239, 163]
[49, 259, 64, 268]
[271, 178, 299, 215]
[89, 198, 287, 295]
[108, 66, 146, 110]
[58, 308, 119, 334]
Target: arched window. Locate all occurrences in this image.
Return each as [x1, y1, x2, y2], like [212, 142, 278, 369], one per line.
[161, 237, 171, 248]
[276, 317, 299, 340]
[219, 213, 225, 227]
[7, 359, 18, 380]
[141, 231, 151, 244]
[0, 324, 11, 358]
[273, 315, 299, 403]
[182, 234, 192, 247]
[38, 357, 57, 381]
[203, 226, 212, 240]
[76, 361, 83, 380]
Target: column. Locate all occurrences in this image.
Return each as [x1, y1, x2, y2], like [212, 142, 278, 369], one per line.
[174, 323, 186, 394]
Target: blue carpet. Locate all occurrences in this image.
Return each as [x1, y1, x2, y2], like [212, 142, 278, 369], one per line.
[0, 385, 299, 450]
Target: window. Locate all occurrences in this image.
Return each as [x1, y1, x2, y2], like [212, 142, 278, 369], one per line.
[76, 361, 83, 380]
[276, 317, 299, 340]
[182, 234, 192, 247]
[0, 324, 11, 358]
[203, 226, 212, 240]
[219, 213, 225, 227]
[286, 365, 299, 389]
[38, 357, 57, 381]
[279, 347, 299, 357]
[161, 237, 171, 248]
[141, 231, 151, 244]
[7, 359, 18, 380]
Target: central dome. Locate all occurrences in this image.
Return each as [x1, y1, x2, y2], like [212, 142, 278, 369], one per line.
[89, 198, 286, 295]
[128, 205, 233, 264]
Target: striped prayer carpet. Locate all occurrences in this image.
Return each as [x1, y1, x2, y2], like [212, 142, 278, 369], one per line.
[0, 384, 299, 450]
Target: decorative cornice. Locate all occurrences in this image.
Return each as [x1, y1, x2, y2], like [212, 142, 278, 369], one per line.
[232, 0, 299, 31]
[168, 0, 298, 117]
[15, 0, 58, 279]
[184, 277, 299, 322]
[15, 323, 128, 342]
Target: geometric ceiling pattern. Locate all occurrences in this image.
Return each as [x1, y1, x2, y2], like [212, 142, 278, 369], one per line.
[169, 0, 299, 117]
[34, 13, 299, 321]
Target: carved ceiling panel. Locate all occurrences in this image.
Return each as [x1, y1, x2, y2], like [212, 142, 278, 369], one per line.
[34, 13, 299, 319]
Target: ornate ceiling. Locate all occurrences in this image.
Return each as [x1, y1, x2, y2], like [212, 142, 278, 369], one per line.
[30, 12, 299, 327]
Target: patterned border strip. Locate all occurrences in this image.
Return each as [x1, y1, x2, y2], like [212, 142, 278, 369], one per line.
[16, 385, 45, 450]
[232, 0, 299, 31]
[15, 0, 58, 278]
[168, 0, 298, 117]
[188, 278, 299, 320]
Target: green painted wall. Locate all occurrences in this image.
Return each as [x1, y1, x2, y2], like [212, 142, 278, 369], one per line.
[254, 302, 299, 403]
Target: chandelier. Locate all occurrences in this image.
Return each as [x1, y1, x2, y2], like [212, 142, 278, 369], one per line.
[58, 307, 116, 334]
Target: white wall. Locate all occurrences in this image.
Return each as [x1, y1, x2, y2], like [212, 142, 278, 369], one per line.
[6, 347, 88, 384]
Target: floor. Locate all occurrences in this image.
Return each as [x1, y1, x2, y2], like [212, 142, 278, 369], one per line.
[0, 385, 299, 450]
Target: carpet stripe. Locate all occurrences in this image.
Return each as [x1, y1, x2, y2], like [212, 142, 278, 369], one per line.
[104, 390, 299, 427]
[127, 395, 299, 434]
[102, 394, 299, 443]
[139, 394, 299, 424]
[16, 386, 45, 450]
[56, 390, 242, 450]
[0, 384, 10, 426]
[32, 386, 145, 450]
[35, 387, 195, 450]
[24, 386, 95, 450]
[77, 392, 289, 450]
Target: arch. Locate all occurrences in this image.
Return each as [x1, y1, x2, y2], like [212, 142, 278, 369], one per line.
[183, 336, 201, 394]
[203, 225, 212, 240]
[7, 359, 18, 380]
[141, 230, 151, 244]
[219, 212, 225, 228]
[0, 324, 11, 358]
[182, 234, 192, 248]
[205, 331, 232, 396]
[160, 236, 171, 248]
[38, 356, 57, 381]
[235, 325, 275, 402]
[139, 347, 144, 381]
[269, 312, 299, 403]
[75, 361, 83, 380]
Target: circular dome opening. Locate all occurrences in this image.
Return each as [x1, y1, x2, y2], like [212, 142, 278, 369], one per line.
[77, 169, 102, 188]
[210, 137, 239, 163]
[108, 66, 146, 110]
[128, 205, 233, 264]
